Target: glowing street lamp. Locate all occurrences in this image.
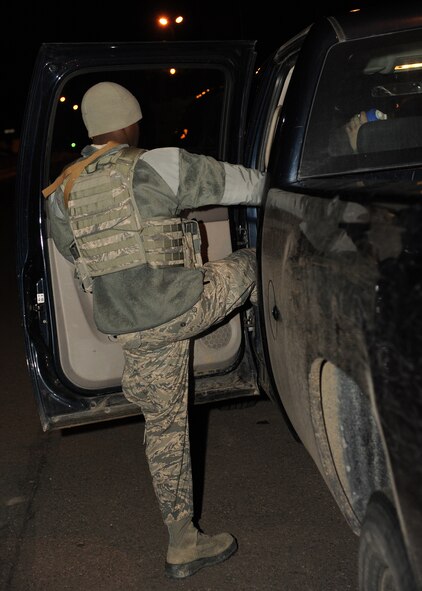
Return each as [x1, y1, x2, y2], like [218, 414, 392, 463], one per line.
[156, 15, 184, 30]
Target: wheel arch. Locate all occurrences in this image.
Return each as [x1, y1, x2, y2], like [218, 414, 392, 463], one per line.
[308, 358, 391, 535]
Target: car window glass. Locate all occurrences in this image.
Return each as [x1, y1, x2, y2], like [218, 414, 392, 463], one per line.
[300, 29, 422, 178]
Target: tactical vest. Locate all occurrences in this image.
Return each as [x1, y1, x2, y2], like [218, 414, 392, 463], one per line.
[43, 144, 203, 292]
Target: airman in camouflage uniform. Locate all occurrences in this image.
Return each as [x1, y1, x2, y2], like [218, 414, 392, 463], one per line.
[117, 248, 257, 521]
[43, 82, 266, 579]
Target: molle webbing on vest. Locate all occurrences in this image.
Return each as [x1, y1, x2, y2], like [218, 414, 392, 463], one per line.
[66, 147, 202, 291]
[142, 218, 202, 269]
[42, 141, 120, 205]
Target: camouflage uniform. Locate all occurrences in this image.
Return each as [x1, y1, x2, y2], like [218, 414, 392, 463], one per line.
[117, 248, 257, 523]
[46, 142, 265, 527]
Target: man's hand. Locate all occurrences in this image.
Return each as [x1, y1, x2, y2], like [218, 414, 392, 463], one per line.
[343, 110, 368, 153]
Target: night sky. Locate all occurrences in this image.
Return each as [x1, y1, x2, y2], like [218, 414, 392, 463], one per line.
[0, 0, 402, 133]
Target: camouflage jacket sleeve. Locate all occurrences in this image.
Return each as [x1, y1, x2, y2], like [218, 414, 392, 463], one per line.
[45, 187, 74, 261]
[138, 147, 266, 212]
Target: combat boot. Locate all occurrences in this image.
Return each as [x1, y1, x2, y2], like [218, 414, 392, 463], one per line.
[165, 516, 238, 579]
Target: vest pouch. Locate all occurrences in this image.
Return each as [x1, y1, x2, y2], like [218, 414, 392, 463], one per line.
[141, 218, 202, 269]
[182, 219, 203, 269]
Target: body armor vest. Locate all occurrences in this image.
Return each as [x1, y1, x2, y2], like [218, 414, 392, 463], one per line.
[44, 146, 203, 292]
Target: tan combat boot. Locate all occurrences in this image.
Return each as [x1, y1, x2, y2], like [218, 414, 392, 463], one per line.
[165, 517, 238, 579]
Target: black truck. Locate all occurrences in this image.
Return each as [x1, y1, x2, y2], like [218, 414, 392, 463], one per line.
[16, 6, 422, 589]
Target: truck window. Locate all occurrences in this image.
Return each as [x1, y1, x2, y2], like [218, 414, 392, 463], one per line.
[49, 67, 225, 179]
[300, 29, 422, 178]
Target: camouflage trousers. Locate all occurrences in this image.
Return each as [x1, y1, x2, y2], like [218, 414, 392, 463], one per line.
[116, 248, 257, 525]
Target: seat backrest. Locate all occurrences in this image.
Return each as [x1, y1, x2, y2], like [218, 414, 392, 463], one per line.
[357, 116, 422, 153]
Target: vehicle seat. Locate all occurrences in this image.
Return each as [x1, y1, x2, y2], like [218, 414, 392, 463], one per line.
[357, 116, 422, 153]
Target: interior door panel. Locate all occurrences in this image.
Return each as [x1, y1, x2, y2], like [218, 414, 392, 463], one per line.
[48, 206, 241, 389]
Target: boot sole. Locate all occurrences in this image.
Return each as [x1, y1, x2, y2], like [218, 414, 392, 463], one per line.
[164, 537, 238, 579]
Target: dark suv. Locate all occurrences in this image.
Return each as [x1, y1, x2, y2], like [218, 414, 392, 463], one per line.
[16, 7, 422, 590]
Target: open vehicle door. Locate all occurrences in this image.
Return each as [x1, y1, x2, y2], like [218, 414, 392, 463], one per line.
[15, 40, 260, 431]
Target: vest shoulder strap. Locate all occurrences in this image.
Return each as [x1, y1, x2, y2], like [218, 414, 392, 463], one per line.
[114, 147, 147, 184]
[41, 142, 146, 205]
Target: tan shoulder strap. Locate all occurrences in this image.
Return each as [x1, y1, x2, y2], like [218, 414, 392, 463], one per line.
[42, 141, 120, 207]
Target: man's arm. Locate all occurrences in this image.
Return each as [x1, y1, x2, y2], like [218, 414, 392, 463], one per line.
[45, 189, 75, 261]
[139, 147, 266, 211]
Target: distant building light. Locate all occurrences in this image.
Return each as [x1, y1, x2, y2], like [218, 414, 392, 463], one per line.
[73, 104, 79, 111]
[4, 128, 16, 135]
[175, 16, 184, 24]
[59, 96, 66, 103]
[158, 16, 169, 26]
[195, 88, 211, 100]
[169, 68, 176, 75]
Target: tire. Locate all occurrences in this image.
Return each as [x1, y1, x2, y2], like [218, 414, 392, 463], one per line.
[358, 492, 418, 591]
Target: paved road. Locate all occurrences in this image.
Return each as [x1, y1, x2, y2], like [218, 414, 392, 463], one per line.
[1, 177, 359, 590]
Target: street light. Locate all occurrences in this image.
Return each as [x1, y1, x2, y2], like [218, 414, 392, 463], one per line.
[156, 14, 184, 37]
[157, 15, 183, 27]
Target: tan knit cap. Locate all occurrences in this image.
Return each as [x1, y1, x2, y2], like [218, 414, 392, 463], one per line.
[81, 82, 142, 137]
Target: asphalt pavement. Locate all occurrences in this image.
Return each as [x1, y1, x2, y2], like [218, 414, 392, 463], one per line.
[1, 175, 359, 590]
